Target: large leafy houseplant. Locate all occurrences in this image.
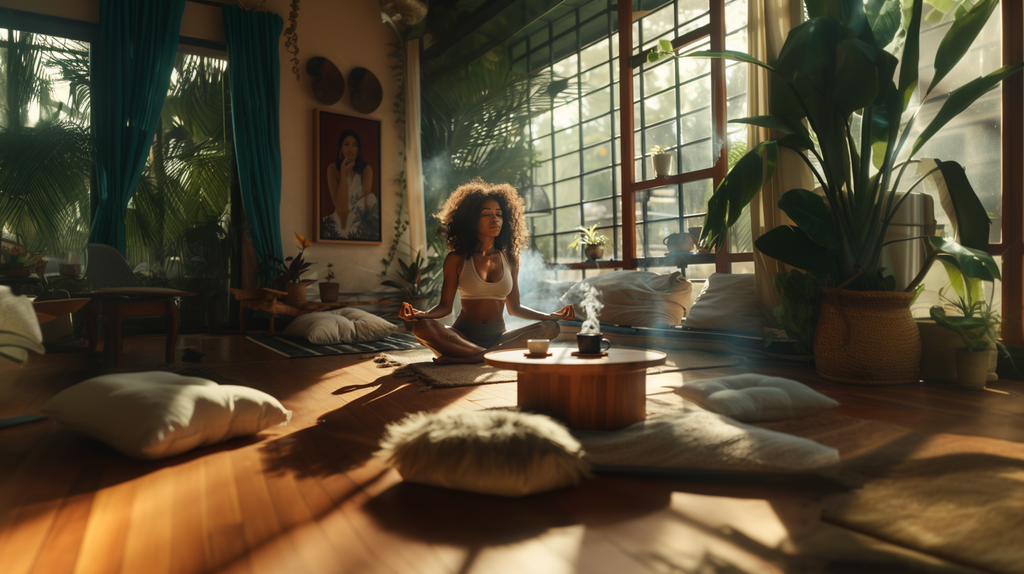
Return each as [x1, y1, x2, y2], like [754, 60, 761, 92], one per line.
[689, 0, 1013, 292]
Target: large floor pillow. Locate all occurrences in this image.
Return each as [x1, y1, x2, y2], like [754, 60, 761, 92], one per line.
[41, 371, 291, 460]
[561, 271, 692, 327]
[284, 307, 396, 345]
[684, 273, 768, 336]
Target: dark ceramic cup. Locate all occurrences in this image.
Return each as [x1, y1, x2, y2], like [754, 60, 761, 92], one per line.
[577, 333, 611, 354]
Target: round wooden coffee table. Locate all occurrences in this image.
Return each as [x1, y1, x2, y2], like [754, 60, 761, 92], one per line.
[484, 347, 667, 430]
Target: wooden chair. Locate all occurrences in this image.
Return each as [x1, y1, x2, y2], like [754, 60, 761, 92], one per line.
[76, 244, 194, 365]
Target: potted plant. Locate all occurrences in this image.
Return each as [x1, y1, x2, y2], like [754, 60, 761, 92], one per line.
[271, 233, 317, 309]
[319, 263, 339, 302]
[380, 251, 441, 314]
[650, 144, 673, 178]
[567, 223, 611, 261]
[929, 294, 1000, 390]
[652, 1, 1014, 384]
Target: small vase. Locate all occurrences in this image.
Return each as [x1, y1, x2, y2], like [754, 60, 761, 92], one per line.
[955, 348, 989, 390]
[319, 281, 340, 303]
[285, 282, 308, 309]
[652, 154, 672, 178]
[584, 244, 605, 261]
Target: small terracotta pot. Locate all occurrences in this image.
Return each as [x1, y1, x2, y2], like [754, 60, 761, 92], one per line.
[319, 281, 340, 302]
[285, 282, 308, 309]
[584, 244, 604, 261]
[955, 348, 989, 390]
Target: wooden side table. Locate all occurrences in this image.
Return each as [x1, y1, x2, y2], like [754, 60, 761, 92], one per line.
[484, 347, 667, 430]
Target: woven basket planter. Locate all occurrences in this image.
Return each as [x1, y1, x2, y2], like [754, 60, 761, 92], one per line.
[814, 287, 920, 385]
[285, 282, 308, 309]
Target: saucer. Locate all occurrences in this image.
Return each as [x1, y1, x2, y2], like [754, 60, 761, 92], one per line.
[524, 352, 553, 358]
[570, 351, 608, 358]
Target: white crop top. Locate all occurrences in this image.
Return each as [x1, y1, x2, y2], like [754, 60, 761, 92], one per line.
[458, 252, 513, 301]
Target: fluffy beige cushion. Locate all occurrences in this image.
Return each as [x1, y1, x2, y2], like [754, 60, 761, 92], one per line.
[562, 271, 692, 327]
[684, 273, 767, 335]
[376, 410, 590, 497]
[42, 371, 291, 460]
[674, 374, 839, 422]
[284, 308, 396, 345]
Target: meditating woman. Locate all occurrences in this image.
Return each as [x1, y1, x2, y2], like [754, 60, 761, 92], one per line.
[398, 181, 575, 363]
[325, 129, 377, 238]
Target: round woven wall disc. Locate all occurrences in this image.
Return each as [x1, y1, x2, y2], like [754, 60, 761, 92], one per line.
[306, 57, 344, 105]
[348, 67, 383, 114]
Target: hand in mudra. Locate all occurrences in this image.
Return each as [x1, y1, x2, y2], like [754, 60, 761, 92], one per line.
[549, 304, 575, 321]
[340, 157, 355, 178]
[398, 302, 421, 322]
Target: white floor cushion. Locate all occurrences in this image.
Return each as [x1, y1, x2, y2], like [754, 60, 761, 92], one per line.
[41, 371, 291, 460]
[674, 373, 839, 422]
[684, 273, 767, 335]
[284, 308, 396, 345]
[575, 410, 839, 474]
[377, 410, 590, 497]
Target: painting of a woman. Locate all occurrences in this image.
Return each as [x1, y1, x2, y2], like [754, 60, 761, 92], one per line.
[315, 111, 381, 243]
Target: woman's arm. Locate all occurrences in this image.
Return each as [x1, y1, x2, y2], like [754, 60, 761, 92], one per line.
[397, 253, 461, 321]
[504, 261, 576, 321]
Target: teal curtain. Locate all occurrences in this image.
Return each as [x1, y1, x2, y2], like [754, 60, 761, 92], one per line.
[222, 5, 284, 277]
[88, 0, 186, 255]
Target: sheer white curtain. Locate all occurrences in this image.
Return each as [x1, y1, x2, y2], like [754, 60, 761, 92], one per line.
[405, 39, 427, 255]
[747, 0, 811, 324]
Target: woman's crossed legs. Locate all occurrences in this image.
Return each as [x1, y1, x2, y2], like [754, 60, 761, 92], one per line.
[411, 319, 560, 364]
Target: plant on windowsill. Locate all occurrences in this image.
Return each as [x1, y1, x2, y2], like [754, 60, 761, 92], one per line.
[271, 232, 317, 309]
[380, 251, 441, 315]
[567, 223, 611, 261]
[650, 144, 673, 179]
[928, 268, 1003, 390]
[648, 0, 1017, 385]
[319, 263, 339, 303]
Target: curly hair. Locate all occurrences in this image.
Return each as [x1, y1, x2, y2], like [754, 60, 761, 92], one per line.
[433, 180, 528, 267]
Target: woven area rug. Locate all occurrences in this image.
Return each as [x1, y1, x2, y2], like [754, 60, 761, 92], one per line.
[246, 331, 422, 358]
[379, 347, 745, 389]
[757, 412, 1024, 574]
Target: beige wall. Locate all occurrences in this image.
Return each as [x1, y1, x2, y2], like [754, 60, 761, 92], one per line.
[0, 0, 405, 291]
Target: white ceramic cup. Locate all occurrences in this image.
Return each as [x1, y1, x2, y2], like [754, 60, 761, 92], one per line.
[527, 339, 549, 355]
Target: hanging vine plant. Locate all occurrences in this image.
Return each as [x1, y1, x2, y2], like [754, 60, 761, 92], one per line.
[283, 0, 300, 81]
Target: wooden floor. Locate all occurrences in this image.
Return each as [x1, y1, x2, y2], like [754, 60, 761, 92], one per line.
[1, 333, 1022, 574]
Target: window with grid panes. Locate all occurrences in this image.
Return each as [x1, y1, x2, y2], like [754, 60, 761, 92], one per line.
[513, 0, 747, 276]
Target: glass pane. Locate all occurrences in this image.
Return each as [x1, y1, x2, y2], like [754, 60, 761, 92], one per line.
[580, 38, 610, 71]
[583, 199, 614, 227]
[532, 235, 554, 262]
[678, 0, 711, 35]
[552, 53, 578, 78]
[583, 144, 613, 173]
[534, 135, 553, 161]
[645, 121, 678, 155]
[532, 110, 552, 137]
[680, 140, 713, 173]
[683, 179, 713, 218]
[643, 59, 677, 96]
[647, 218, 681, 257]
[553, 99, 581, 130]
[535, 160, 554, 186]
[641, 5, 675, 46]
[531, 212, 554, 236]
[648, 185, 680, 221]
[556, 206, 582, 233]
[582, 114, 611, 147]
[644, 89, 677, 126]
[555, 128, 580, 155]
[581, 63, 611, 89]
[555, 177, 581, 206]
[555, 153, 581, 181]
[583, 169, 614, 201]
[725, 0, 748, 52]
[581, 86, 611, 121]
[555, 232, 579, 264]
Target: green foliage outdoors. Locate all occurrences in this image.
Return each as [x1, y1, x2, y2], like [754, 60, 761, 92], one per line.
[652, 0, 1013, 293]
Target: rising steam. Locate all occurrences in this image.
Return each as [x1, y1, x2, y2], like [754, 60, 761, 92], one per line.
[576, 283, 603, 334]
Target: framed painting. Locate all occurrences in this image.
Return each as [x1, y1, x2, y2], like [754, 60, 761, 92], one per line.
[313, 110, 382, 243]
